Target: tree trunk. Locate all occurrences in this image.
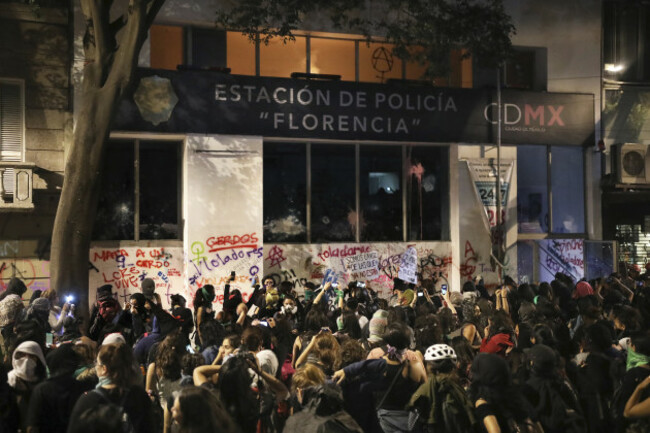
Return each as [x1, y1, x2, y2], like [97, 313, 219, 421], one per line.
[50, 85, 118, 322]
[50, 0, 166, 325]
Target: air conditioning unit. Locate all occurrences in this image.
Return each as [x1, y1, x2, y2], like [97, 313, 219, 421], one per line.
[612, 143, 650, 184]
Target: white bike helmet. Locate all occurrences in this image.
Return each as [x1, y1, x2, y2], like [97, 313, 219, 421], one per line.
[424, 344, 457, 362]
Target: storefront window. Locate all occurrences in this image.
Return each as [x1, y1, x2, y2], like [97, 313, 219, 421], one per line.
[360, 145, 402, 241]
[406, 146, 449, 241]
[93, 140, 181, 241]
[311, 144, 356, 242]
[263, 142, 307, 242]
[551, 146, 584, 233]
[263, 142, 449, 243]
[517, 145, 548, 233]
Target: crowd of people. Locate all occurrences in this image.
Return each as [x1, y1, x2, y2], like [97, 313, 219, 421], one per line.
[1, 267, 650, 433]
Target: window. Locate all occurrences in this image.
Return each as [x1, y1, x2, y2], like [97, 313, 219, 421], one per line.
[150, 25, 184, 70]
[93, 140, 182, 241]
[310, 38, 356, 81]
[517, 145, 585, 235]
[0, 80, 24, 194]
[263, 142, 449, 243]
[406, 146, 449, 241]
[604, 1, 650, 82]
[517, 145, 548, 233]
[263, 142, 307, 243]
[147, 27, 471, 86]
[360, 145, 402, 241]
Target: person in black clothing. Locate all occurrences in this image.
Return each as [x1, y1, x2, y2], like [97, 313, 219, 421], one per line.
[67, 342, 154, 433]
[470, 353, 538, 433]
[615, 331, 650, 433]
[26, 344, 94, 433]
[170, 294, 193, 345]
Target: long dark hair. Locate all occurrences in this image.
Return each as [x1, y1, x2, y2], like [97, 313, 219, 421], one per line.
[469, 353, 531, 422]
[217, 354, 259, 433]
[97, 343, 138, 389]
[155, 330, 185, 380]
[193, 285, 215, 312]
[176, 387, 239, 433]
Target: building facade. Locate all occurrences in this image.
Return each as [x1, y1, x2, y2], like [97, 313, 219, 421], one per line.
[1, 0, 613, 307]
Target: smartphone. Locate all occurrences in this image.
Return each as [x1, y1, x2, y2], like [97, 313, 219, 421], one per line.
[247, 305, 259, 317]
[417, 291, 424, 297]
[186, 344, 195, 354]
[441, 284, 448, 295]
[259, 320, 269, 327]
[46, 333, 53, 348]
[65, 295, 74, 303]
[231, 271, 236, 278]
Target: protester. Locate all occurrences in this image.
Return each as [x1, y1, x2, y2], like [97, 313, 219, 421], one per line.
[68, 342, 154, 433]
[5, 265, 650, 433]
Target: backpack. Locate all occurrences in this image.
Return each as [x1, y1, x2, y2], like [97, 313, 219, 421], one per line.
[536, 384, 587, 433]
[98, 298, 121, 323]
[439, 380, 478, 433]
[91, 388, 135, 433]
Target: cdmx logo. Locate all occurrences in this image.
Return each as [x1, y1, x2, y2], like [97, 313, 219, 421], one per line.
[483, 103, 565, 126]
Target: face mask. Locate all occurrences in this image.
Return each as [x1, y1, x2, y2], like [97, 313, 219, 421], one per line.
[283, 305, 297, 315]
[12, 357, 37, 380]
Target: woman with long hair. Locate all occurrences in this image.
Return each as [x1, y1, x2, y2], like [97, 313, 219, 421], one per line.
[171, 387, 239, 433]
[68, 342, 154, 433]
[217, 352, 289, 433]
[193, 284, 216, 349]
[295, 330, 342, 376]
[145, 330, 186, 433]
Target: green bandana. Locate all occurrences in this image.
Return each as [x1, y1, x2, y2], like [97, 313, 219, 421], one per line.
[96, 375, 113, 389]
[336, 316, 345, 331]
[627, 347, 650, 371]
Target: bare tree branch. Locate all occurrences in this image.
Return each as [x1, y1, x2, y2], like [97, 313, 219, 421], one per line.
[146, 0, 167, 29]
[81, 0, 114, 86]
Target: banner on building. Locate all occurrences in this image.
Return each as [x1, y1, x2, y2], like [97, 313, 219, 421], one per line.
[344, 251, 380, 280]
[466, 159, 514, 232]
[398, 247, 418, 284]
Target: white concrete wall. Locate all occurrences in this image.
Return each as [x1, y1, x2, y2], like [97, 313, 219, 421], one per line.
[183, 134, 264, 304]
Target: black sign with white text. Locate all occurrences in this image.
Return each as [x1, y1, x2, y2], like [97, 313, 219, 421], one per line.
[114, 69, 595, 146]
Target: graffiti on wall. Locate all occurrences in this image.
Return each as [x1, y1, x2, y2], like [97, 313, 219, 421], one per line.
[186, 232, 264, 308]
[0, 241, 51, 297]
[263, 242, 452, 299]
[539, 239, 584, 283]
[89, 247, 185, 309]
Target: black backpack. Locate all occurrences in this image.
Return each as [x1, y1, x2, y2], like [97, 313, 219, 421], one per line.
[91, 388, 135, 433]
[528, 379, 587, 433]
[439, 381, 478, 433]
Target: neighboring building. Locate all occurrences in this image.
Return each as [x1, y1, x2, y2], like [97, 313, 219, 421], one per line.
[0, 2, 71, 294]
[601, 0, 650, 271]
[2, 0, 612, 306]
